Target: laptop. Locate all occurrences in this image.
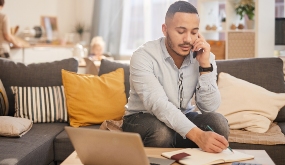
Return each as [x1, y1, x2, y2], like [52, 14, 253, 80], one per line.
[65, 126, 175, 165]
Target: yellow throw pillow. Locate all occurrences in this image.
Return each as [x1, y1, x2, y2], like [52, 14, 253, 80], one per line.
[216, 72, 285, 133]
[62, 68, 126, 127]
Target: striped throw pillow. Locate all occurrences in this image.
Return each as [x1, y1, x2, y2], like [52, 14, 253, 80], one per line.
[11, 86, 68, 123]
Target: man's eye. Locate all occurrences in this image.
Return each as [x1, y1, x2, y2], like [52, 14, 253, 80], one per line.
[178, 31, 184, 34]
[192, 33, 197, 35]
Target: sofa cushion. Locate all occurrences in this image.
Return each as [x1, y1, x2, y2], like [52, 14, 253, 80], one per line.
[0, 123, 67, 165]
[54, 124, 100, 162]
[99, 59, 130, 100]
[0, 58, 78, 116]
[12, 86, 68, 123]
[62, 68, 126, 127]
[216, 58, 285, 122]
[217, 72, 285, 133]
[0, 116, 33, 137]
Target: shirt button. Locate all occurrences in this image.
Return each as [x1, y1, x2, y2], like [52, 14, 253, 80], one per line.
[180, 98, 183, 101]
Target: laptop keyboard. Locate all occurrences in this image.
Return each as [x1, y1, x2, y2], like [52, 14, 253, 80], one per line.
[232, 162, 262, 165]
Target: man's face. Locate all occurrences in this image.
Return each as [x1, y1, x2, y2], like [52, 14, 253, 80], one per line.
[162, 12, 200, 57]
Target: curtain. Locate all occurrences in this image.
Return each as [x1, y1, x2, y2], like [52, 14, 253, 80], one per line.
[90, 0, 124, 59]
[90, 0, 197, 58]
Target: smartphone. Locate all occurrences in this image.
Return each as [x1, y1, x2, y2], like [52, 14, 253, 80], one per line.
[193, 51, 198, 58]
[193, 49, 204, 58]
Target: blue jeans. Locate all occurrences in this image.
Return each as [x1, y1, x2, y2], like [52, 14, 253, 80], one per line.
[122, 112, 229, 148]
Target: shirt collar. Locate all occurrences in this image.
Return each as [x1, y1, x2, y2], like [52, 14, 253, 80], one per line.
[160, 37, 171, 60]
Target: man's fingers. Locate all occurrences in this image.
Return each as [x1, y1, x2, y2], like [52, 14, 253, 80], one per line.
[215, 134, 229, 149]
[210, 143, 224, 153]
[198, 32, 204, 40]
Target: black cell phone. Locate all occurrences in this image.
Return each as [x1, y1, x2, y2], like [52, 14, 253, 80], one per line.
[193, 51, 198, 58]
[193, 49, 204, 58]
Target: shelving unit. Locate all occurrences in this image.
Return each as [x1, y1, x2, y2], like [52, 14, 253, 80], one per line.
[197, 0, 275, 59]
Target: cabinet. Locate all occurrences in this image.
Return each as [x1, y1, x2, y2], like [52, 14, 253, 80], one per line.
[10, 46, 74, 65]
[197, 0, 275, 59]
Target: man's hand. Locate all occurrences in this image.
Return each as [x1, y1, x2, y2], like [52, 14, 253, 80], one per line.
[192, 33, 211, 68]
[186, 127, 229, 153]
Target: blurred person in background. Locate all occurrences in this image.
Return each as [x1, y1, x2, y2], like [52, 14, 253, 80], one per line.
[0, 0, 22, 58]
[89, 36, 106, 61]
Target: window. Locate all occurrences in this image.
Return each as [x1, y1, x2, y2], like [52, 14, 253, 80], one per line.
[275, 0, 284, 18]
[120, 0, 196, 56]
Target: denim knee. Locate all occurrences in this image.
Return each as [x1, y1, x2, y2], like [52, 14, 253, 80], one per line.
[202, 113, 229, 139]
[122, 113, 175, 147]
[143, 119, 175, 147]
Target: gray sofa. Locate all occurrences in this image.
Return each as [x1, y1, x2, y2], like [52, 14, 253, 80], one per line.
[0, 57, 284, 165]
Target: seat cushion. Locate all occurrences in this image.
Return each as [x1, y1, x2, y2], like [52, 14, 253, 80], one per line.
[0, 58, 78, 116]
[216, 58, 285, 122]
[54, 125, 101, 162]
[0, 123, 67, 165]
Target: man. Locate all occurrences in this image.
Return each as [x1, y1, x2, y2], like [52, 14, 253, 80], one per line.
[122, 1, 229, 153]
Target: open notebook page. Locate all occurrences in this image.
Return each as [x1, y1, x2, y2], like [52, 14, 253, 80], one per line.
[161, 148, 254, 165]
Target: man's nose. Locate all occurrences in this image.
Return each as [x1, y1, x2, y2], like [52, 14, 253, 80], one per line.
[184, 33, 192, 43]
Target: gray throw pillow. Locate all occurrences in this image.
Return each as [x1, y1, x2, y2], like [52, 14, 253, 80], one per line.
[0, 58, 78, 116]
[216, 57, 285, 122]
[0, 116, 33, 137]
[99, 59, 130, 100]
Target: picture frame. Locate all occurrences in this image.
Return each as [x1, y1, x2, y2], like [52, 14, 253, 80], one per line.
[40, 16, 58, 42]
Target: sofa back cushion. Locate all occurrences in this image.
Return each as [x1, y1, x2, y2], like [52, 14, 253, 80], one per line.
[216, 57, 285, 122]
[99, 59, 130, 100]
[0, 58, 78, 116]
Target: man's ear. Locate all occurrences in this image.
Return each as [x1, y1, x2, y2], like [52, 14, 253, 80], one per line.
[162, 24, 167, 36]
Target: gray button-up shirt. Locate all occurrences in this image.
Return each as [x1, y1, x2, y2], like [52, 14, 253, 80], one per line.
[125, 37, 221, 137]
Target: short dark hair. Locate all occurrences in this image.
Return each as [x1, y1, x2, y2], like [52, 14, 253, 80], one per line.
[0, 0, 5, 6]
[165, 1, 198, 20]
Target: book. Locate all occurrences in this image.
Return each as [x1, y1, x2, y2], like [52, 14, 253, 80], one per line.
[161, 148, 254, 165]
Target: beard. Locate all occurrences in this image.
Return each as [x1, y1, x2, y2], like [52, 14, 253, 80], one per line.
[166, 33, 192, 57]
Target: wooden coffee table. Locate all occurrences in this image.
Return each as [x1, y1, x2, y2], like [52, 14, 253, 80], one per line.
[61, 148, 275, 165]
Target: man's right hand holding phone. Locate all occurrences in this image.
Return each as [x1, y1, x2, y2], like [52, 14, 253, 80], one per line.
[192, 33, 211, 73]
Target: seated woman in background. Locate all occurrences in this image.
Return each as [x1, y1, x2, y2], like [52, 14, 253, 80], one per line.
[89, 36, 106, 61]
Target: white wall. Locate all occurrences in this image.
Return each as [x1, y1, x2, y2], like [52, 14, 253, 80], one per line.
[255, 0, 275, 57]
[2, 0, 94, 42]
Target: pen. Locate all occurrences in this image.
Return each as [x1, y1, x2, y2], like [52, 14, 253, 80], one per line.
[206, 125, 234, 153]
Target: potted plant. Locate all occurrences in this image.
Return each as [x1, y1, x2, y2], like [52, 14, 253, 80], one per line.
[75, 23, 85, 42]
[234, 0, 255, 29]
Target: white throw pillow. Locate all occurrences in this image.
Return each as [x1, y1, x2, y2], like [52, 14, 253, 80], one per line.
[216, 72, 285, 133]
[0, 116, 33, 137]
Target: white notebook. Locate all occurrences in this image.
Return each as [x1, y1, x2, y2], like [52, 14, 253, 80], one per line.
[161, 148, 254, 165]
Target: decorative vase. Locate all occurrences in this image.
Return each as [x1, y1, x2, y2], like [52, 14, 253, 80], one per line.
[245, 19, 255, 29]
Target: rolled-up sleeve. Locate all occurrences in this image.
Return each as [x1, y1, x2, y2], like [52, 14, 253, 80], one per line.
[130, 51, 196, 137]
[195, 57, 221, 113]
